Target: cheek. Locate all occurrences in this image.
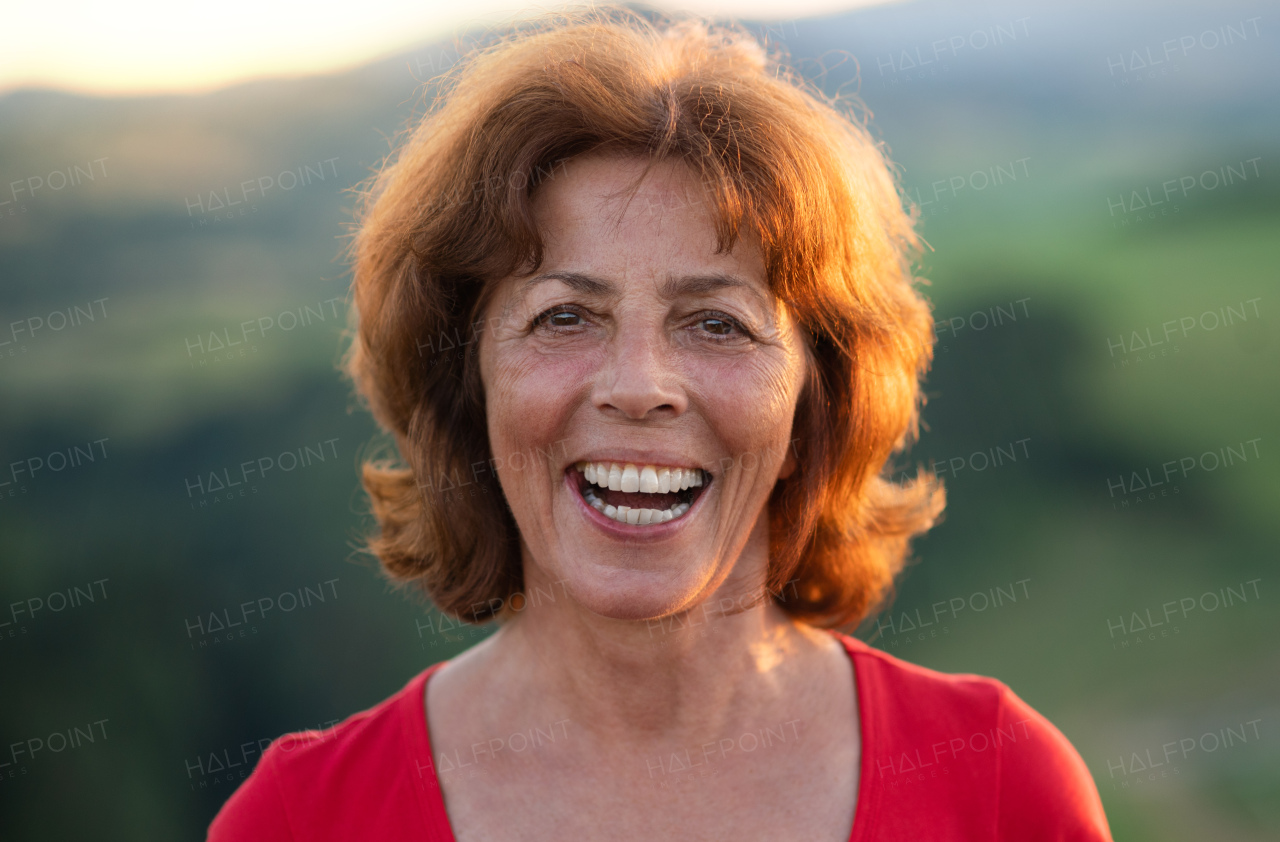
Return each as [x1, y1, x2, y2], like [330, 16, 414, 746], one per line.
[686, 351, 803, 442]
[486, 345, 597, 453]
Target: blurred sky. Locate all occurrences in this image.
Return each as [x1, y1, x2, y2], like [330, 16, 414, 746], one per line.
[3, 0, 900, 96]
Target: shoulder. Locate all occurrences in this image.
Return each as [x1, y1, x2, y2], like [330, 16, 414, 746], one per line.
[990, 681, 1113, 840]
[832, 633, 1112, 841]
[207, 665, 444, 842]
[836, 632, 1009, 729]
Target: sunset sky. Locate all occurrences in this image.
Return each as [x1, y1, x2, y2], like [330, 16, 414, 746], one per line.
[4, 0, 899, 96]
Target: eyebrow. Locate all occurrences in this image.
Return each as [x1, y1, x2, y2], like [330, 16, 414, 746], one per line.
[516, 271, 769, 310]
[517, 271, 611, 300]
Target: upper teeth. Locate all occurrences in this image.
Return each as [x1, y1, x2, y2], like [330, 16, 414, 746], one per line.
[575, 461, 705, 493]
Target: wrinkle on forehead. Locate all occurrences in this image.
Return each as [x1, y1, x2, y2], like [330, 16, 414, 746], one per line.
[499, 154, 781, 324]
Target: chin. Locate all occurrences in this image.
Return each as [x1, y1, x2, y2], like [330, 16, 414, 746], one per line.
[549, 553, 721, 624]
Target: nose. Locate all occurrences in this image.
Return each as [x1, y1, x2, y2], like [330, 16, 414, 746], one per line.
[593, 324, 687, 421]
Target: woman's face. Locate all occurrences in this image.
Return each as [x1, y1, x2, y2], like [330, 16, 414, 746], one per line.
[478, 155, 809, 622]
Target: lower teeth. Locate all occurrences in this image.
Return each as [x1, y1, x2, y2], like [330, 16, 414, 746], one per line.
[582, 485, 690, 525]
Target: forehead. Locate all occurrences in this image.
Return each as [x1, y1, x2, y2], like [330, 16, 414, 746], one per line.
[527, 154, 767, 289]
[536, 154, 705, 219]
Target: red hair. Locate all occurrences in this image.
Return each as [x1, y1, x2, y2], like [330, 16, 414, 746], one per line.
[343, 7, 945, 628]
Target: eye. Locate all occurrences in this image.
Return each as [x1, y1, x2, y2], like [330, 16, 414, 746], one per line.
[692, 311, 750, 341]
[531, 305, 587, 331]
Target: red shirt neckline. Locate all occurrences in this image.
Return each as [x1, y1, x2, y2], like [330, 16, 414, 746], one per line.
[398, 631, 875, 841]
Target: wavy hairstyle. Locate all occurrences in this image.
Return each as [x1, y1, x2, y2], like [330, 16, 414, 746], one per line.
[342, 7, 945, 629]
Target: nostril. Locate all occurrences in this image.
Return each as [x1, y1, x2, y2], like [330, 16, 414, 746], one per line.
[600, 403, 681, 422]
[593, 362, 687, 420]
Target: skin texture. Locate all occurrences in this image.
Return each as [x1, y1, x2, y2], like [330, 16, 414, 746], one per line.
[425, 155, 860, 841]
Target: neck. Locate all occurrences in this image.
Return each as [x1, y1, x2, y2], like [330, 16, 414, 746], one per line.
[462, 570, 834, 756]
[432, 504, 846, 762]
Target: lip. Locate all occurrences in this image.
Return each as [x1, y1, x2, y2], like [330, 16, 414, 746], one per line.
[564, 465, 711, 541]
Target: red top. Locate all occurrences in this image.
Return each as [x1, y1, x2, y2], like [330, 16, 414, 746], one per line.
[208, 633, 1112, 840]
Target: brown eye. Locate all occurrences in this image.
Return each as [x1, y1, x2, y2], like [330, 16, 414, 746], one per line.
[693, 311, 749, 340]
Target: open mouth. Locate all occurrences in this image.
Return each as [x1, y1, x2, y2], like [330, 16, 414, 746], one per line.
[570, 461, 711, 526]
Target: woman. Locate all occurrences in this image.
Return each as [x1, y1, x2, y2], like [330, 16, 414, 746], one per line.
[211, 9, 1112, 840]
